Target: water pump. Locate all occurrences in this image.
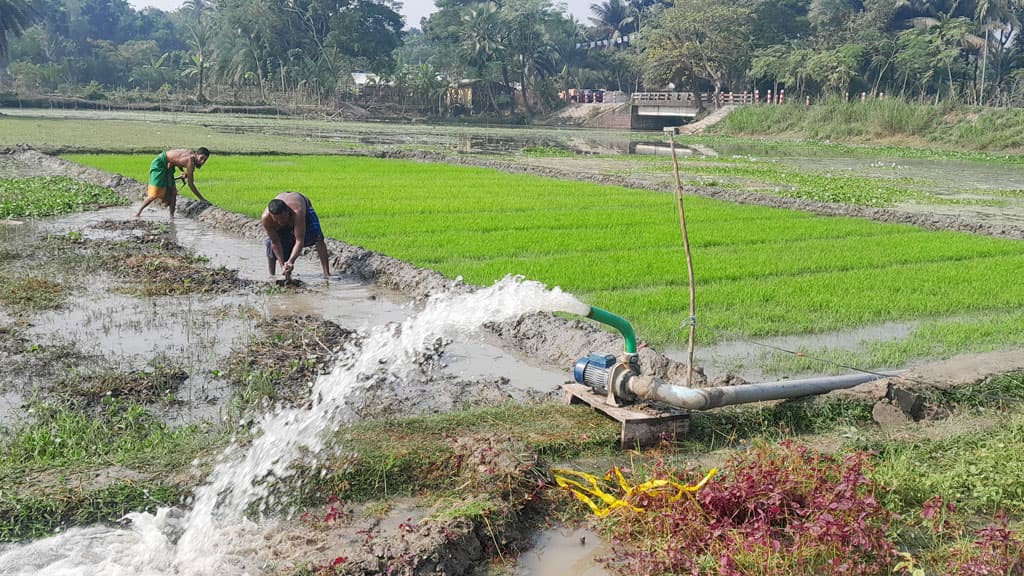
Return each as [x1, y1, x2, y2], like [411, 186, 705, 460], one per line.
[573, 352, 639, 406]
[572, 305, 899, 411]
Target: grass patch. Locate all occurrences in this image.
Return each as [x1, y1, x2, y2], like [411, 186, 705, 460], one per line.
[59, 364, 189, 406]
[0, 482, 181, 541]
[618, 152, 932, 207]
[0, 176, 126, 219]
[0, 276, 65, 312]
[0, 400, 216, 541]
[871, 415, 1024, 518]
[314, 403, 618, 503]
[683, 397, 874, 452]
[521, 146, 575, 157]
[71, 220, 250, 296]
[707, 98, 1024, 156]
[65, 154, 1024, 359]
[226, 316, 353, 413]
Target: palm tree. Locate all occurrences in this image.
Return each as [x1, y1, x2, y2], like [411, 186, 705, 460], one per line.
[0, 0, 37, 61]
[460, 2, 503, 111]
[589, 0, 634, 38]
[973, 0, 1023, 102]
[184, 20, 215, 101]
[182, 0, 217, 23]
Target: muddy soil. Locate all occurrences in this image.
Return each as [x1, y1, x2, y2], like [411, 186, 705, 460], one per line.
[3, 146, 1024, 576]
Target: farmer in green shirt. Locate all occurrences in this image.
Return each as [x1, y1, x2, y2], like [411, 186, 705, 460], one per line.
[135, 147, 210, 219]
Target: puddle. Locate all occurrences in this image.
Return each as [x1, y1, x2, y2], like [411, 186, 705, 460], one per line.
[513, 527, 610, 576]
[1, 206, 573, 424]
[670, 320, 919, 383]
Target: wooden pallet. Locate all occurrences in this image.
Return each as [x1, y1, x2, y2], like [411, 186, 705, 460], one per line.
[561, 382, 690, 449]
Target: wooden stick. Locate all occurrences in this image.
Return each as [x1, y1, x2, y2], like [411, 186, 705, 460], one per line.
[668, 132, 697, 387]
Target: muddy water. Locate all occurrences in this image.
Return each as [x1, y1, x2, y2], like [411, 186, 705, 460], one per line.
[676, 320, 918, 383]
[1, 207, 573, 426]
[513, 527, 611, 576]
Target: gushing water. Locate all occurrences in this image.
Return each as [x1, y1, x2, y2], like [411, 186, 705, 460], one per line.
[0, 276, 590, 575]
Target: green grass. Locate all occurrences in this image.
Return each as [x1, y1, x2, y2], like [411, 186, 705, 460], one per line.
[650, 157, 926, 206]
[276, 402, 617, 509]
[0, 400, 215, 540]
[0, 176, 127, 219]
[870, 388, 1024, 517]
[64, 153, 1024, 356]
[708, 98, 1024, 155]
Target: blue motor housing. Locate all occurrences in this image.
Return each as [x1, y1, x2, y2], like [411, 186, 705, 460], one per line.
[573, 353, 618, 390]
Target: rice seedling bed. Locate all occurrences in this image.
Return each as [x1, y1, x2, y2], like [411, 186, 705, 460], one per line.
[68, 154, 1024, 357]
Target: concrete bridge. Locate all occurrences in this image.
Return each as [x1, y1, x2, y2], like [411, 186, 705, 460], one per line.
[630, 91, 761, 130]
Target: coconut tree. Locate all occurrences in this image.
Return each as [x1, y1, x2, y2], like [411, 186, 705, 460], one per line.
[182, 0, 217, 22]
[973, 0, 1023, 102]
[183, 19, 214, 101]
[589, 0, 634, 38]
[460, 2, 504, 111]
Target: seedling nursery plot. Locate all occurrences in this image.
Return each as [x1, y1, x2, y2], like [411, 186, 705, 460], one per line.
[70, 153, 1024, 374]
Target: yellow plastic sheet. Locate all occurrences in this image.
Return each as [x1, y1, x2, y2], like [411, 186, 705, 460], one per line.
[552, 466, 718, 517]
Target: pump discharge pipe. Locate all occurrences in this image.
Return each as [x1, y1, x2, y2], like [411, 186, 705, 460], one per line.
[575, 306, 898, 410]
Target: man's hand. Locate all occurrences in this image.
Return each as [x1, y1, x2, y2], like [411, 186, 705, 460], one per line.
[283, 261, 295, 276]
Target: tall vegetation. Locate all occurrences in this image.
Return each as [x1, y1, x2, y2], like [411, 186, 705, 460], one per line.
[5, 0, 1024, 113]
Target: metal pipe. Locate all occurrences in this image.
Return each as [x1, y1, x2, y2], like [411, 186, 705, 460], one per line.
[585, 306, 637, 354]
[626, 371, 899, 411]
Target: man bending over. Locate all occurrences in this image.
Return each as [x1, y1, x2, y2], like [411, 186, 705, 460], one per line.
[261, 191, 331, 280]
[135, 147, 210, 219]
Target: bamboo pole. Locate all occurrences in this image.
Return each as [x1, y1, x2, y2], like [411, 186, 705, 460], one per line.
[668, 130, 697, 387]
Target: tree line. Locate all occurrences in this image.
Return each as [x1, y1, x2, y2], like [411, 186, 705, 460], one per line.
[1, 0, 1023, 115]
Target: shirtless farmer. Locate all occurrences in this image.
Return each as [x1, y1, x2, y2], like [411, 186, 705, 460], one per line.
[261, 191, 331, 280]
[135, 147, 210, 219]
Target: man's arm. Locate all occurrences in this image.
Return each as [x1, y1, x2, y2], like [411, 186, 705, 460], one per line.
[284, 207, 307, 274]
[183, 158, 209, 203]
[262, 215, 288, 268]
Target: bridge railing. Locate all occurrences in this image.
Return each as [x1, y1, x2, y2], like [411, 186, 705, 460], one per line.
[631, 91, 771, 106]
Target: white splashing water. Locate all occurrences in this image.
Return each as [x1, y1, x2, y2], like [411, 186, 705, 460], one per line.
[0, 276, 590, 576]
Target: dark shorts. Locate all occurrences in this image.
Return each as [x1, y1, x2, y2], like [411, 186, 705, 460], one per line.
[265, 201, 324, 262]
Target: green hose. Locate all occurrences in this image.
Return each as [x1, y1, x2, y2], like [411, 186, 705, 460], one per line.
[586, 306, 638, 354]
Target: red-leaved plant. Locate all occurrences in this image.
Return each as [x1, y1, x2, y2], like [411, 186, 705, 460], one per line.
[604, 441, 898, 575]
[939, 506, 1024, 575]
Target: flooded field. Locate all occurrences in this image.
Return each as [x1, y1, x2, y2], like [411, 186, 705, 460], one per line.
[0, 206, 576, 426]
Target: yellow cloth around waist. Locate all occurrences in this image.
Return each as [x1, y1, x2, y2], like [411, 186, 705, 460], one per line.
[146, 185, 175, 200]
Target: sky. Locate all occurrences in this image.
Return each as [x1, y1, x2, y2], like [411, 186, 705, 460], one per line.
[126, 0, 596, 30]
